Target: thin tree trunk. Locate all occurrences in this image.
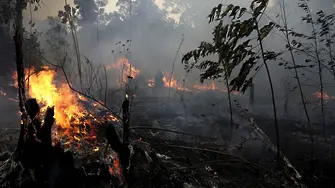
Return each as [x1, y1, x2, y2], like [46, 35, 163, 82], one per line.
[249, 80, 254, 110]
[27, 2, 33, 94]
[302, 2, 326, 143]
[168, 34, 184, 101]
[65, 0, 83, 91]
[279, 0, 314, 168]
[226, 78, 233, 141]
[253, 17, 280, 163]
[219, 51, 234, 142]
[104, 67, 108, 105]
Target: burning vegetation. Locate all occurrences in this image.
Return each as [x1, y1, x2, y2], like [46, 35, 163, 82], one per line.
[2, 0, 335, 187]
[13, 67, 119, 147]
[106, 56, 140, 86]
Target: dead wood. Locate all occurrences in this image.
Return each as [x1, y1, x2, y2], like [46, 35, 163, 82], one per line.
[105, 123, 130, 178]
[0, 99, 85, 188]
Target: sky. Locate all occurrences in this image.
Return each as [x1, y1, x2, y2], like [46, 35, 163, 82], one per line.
[27, 0, 165, 20]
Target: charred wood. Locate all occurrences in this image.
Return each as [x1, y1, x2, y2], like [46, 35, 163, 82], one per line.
[105, 123, 130, 179]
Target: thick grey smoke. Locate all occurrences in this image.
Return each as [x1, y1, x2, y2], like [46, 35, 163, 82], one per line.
[20, 0, 335, 117]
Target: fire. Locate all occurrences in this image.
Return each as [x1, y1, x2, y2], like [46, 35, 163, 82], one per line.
[13, 67, 119, 145]
[27, 68, 86, 130]
[93, 146, 99, 152]
[162, 72, 189, 91]
[193, 81, 217, 90]
[151, 73, 241, 94]
[313, 91, 335, 101]
[147, 78, 155, 88]
[108, 157, 122, 176]
[106, 57, 140, 85]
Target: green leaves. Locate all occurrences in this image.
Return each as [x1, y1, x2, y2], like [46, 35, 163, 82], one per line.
[259, 22, 274, 40]
[250, 0, 268, 17]
[183, 0, 272, 94]
[230, 56, 258, 92]
[208, 4, 249, 23]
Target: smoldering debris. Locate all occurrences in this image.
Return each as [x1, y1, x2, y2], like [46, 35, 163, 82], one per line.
[0, 93, 309, 188]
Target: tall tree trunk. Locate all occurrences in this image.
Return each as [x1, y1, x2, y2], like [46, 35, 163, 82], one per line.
[279, 0, 314, 172]
[253, 17, 280, 163]
[301, 1, 326, 143]
[13, 0, 26, 161]
[168, 34, 184, 101]
[65, 0, 83, 91]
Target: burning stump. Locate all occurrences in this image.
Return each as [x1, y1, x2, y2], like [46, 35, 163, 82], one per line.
[0, 99, 130, 188]
[0, 99, 82, 188]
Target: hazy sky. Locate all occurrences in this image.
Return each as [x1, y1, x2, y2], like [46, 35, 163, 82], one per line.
[27, 0, 165, 20]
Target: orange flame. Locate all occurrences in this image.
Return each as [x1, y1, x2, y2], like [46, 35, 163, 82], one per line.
[193, 81, 217, 90]
[313, 91, 334, 101]
[108, 157, 122, 176]
[147, 78, 155, 87]
[13, 67, 119, 144]
[106, 57, 140, 85]
[162, 72, 189, 91]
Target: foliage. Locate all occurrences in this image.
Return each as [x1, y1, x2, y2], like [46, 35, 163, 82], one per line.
[45, 17, 68, 51]
[73, 0, 108, 25]
[0, 1, 14, 24]
[58, 4, 80, 26]
[182, 0, 275, 93]
[23, 28, 43, 69]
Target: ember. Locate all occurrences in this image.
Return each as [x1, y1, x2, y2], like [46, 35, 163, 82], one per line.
[0, 90, 6, 97]
[109, 157, 122, 176]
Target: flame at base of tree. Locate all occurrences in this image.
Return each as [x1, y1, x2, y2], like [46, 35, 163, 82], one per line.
[13, 66, 119, 144]
[13, 66, 123, 178]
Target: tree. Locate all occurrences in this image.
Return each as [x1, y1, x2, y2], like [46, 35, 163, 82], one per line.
[58, 2, 83, 90]
[23, 28, 43, 69]
[0, 25, 15, 77]
[275, 0, 315, 172]
[73, 0, 98, 24]
[182, 0, 283, 161]
[45, 16, 69, 66]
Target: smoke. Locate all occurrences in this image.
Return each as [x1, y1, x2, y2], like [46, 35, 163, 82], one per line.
[18, 0, 335, 117]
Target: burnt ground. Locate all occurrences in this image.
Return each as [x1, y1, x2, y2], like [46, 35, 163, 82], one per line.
[127, 94, 335, 188]
[254, 116, 335, 188]
[1, 90, 335, 187]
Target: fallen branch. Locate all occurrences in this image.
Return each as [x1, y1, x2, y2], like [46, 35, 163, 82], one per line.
[234, 100, 305, 187]
[130, 126, 217, 141]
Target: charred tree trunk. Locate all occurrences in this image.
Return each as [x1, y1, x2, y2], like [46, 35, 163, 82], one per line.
[106, 124, 130, 181]
[13, 0, 26, 161]
[2, 99, 83, 188]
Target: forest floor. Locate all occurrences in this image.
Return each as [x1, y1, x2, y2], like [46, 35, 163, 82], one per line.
[0, 92, 334, 187]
